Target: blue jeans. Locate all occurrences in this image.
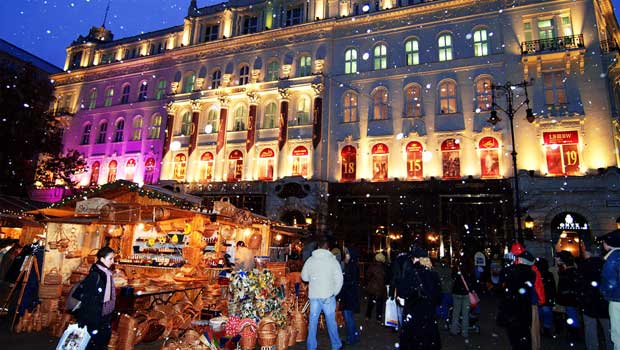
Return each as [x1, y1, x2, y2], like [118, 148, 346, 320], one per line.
[565, 306, 581, 328]
[436, 292, 453, 322]
[307, 296, 342, 350]
[539, 305, 553, 330]
[343, 310, 359, 344]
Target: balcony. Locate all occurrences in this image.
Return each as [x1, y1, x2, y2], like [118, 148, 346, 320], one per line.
[521, 34, 584, 55]
[600, 39, 619, 54]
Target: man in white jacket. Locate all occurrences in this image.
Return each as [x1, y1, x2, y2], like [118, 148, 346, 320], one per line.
[301, 239, 344, 350]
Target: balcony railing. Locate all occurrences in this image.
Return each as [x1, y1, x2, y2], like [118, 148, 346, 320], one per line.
[600, 39, 620, 53]
[521, 34, 584, 55]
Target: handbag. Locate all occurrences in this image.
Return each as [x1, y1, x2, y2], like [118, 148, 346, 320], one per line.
[460, 273, 480, 307]
[56, 323, 91, 350]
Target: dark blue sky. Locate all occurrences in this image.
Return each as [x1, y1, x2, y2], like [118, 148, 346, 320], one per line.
[0, 0, 619, 69]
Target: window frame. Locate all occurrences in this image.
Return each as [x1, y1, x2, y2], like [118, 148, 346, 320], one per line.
[182, 72, 196, 93]
[473, 28, 489, 57]
[131, 116, 143, 141]
[404, 84, 422, 117]
[266, 60, 280, 81]
[138, 81, 148, 101]
[211, 69, 222, 89]
[344, 48, 358, 75]
[81, 123, 92, 145]
[204, 109, 219, 134]
[232, 105, 247, 131]
[239, 65, 250, 85]
[298, 55, 312, 77]
[543, 71, 567, 106]
[104, 87, 114, 107]
[438, 33, 454, 61]
[438, 80, 458, 114]
[373, 44, 387, 70]
[180, 111, 192, 136]
[343, 91, 358, 123]
[149, 114, 162, 139]
[263, 102, 278, 129]
[120, 84, 131, 104]
[97, 121, 108, 144]
[405, 39, 420, 66]
[113, 119, 125, 143]
[88, 89, 97, 110]
[475, 77, 493, 112]
[372, 88, 389, 120]
[155, 80, 167, 100]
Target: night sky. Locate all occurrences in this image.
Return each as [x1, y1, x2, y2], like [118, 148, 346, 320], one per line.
[0, 0, 619, 69]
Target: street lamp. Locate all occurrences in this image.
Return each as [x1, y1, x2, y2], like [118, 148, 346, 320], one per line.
[487, 80, 535, 243]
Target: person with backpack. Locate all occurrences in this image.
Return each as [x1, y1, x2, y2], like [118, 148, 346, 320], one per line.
[72, 246, 116, 350]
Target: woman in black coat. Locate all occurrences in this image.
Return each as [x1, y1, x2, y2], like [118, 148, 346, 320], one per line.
[74, 246, 116, 350]
[338, 247, 361, 345]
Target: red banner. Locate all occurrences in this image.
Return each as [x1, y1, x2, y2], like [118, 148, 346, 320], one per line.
[372, 155, 388, 181]
[479, 136, 499, 149]
[543, 131, 579, 145]
[188, 111, 200, 157]
[292, 146, 309, 156]
[340, 145, 356, 182]
[546, 146, 563, 176]
[259, 148, 274, 158]
[442, 150, 460, 179]
[562, 144, 580, 175]
[162, 113, 175, 156]
[278, 101, 289, 150]
[229, 150, 243, 160]
[480, 149, 500, 178]
[441, 138, 460, 151]
[216, 108, 228, 154]
[246, 104, 257, 152]
[312, 97, 322, 148]
[406, 141, 423, 180]
[201, 152, 214, 161]
[372, 143, 389, 154]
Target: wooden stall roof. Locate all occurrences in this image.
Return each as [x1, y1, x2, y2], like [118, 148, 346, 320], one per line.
[270, 224, 308, 238]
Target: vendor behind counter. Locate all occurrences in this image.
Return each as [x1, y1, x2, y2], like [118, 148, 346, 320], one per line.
[234, 241, 255, 271]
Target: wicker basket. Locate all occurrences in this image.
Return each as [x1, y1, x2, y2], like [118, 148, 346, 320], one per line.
[39, 284, 61, 299]
[240, 334, 257, 350]
[44, 268, 62, 285]
[276, 328, 288, 350]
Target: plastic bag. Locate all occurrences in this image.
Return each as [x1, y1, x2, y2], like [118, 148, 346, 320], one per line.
[57, 324, 90, 350]
[384, 298, 398, 328]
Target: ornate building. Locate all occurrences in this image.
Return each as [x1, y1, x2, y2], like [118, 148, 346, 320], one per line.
[53, 0, 620, 250]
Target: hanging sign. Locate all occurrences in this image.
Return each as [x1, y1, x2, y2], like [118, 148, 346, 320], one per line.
[76, 198, 112, 216]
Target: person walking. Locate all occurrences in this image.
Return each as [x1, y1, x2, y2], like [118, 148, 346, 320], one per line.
[601, 230, 620, 350]
[389, 251, 410, 328]
[301, 238, 344, 350]
[435, 257, 453, 328]
[556, 250, 583, 347]
[535, 257, 557, 337]
[397, 246, 442, 350]
[450, 262, 474, 343]
[74, 246, 116, 350]
[578, 244, 613, 350]
[365, 252, 387, 323]
[339, 247, 361, 345]
[515, 251, 545, 350]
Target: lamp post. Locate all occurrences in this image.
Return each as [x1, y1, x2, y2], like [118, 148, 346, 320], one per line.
[487, 80, 535, 243]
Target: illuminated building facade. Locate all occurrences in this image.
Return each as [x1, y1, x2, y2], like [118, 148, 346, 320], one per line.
[53, 0, 620, 247]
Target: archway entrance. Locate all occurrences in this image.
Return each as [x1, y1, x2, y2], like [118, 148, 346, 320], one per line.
[550, 211, 593, 255]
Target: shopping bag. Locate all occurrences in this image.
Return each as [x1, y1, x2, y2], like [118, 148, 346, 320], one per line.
[57, 323, 91, 350]
[384, 298, 399, 328]
[468, 291, 480, 308]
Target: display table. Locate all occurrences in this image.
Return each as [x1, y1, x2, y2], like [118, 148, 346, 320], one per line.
[117, 285, 206, 314]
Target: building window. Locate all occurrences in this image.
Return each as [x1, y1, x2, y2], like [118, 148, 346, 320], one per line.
[291, 146, 309, 177]
[560, 15, 573, 36]
[81, 124, 91, 145]
[88, 89, 97, 110]
[373, 44, 387, 70]
[538, 18, 555, 40]
[155, 80, 167, 100]
[239, 65, 250, 85]
[291, 96, 311, 126]
[267, 61, 280, 81]
[372, 88, 389, 120]
[242, 16, 258, 35]
[120, 85, 131, 104]
[70, 51, 82, 69]
[344, 48, 357, 74]
[227, 150, 243, 181]
[479, 136, 500, 178]
[438, 33, 453, 61]
[89, 161, 100, 186]
[131, 116, 143, 141]
[285, 6, 303, 27]
[340, 145, 356, 182]
[232, 106, 247, 131]
[201, 24, 219, 42]
[371, 143, 389, 182]
[101, 51, 115, 64]
[211, 70, 222, 89]
[544, 71, 567, 105]
[173, 153, 187, 180]
[298, 55, 312, 77]
[405, 39, 420, 65]
[104, 87, 114, 107]
[107, 160, 117, 183]
[406, 141, 424, 180]
[204, 109, 219, 133]
[405, 85, 422, 117]
[125, 159, 136, 181]
[543, 131, 580, 176]
[144, 158, 155, 184]
[258, 148, 275, 181]
[441, 138, 460, 179]
[97, 121, 108, 144]
[183, 73, 196, 93]
[263, 102, 278, 129]
[180, 111, 192, 136]
[114, 119, 125, 142]
[475, 77, 492, 112]
[439, 80, 457, 114]
[343, 92, 358, 123]
[473, 29, 489, 56]
[138, 81, 148, 101]
[200, 152, 214, 182]
[149, 114, 162, 139]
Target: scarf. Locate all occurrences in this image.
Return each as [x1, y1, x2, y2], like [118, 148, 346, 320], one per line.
[96, 263, 116, 315]
[604, 247, 620, 260]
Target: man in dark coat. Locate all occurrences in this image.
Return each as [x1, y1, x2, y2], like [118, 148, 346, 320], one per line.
[397, 246, 441, 350]
[556, 250, 582, 346]
[365, 252, 387, 322]
[338, 247, 361, 345]
[535, 257, 556, 336]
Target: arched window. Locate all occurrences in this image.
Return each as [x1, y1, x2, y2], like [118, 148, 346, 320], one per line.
[473, 28, 489, 57]
[405, 84, 422, 117]
[107, 160, 118, 183]
[120, 85, 131, 104]
[258, 148, 275, 181]
[344, 48, 357, 74]
[204, 109, 219, 134]
[372, 88, 389, 120]
[173, 153, 187, 180]
[131, 116, 143, 141]
[343, 92, 358, 123]
[155, 80, 167, 100]
[144, 158, 156, 184]
[211, 69, 222, 89]
[438, 33, 453, 61]
[479, 137, 500, 178]
[149, 114, 162, 139]
[239, 65, 250, 85]
[439, 80, 457, 114]
[104, 87, 114, 107]
[267, 61, 280, 81]
[405, 141, 424, 180]
[371, 143, 389, 181]
[227, 150, 243, 181]
[232, 105, 247, 131]
[81, 123, 91, 145]
[475, 77, 493, 112]
[89, 161, 100, 186]
[293, 96, 311, 125]
[263, 102, 278, 129]
[291, 146, 309, 177]
[138, 81, 148, 101]
[114, 119, 125, 142]
[405, 39, 420, 65]
[88, 89, 97, 110]
[298, 55, 312, 77]
[180, 111, 192, 135]
[200, 152, 214, 182]
[441, 138, 460, 179]
[97, 121, 108, 144]
[340, 145, 356, 182]
[125, 159, 136, 181]
[183, 72, 196, 93]
[373, 44, 387, 70]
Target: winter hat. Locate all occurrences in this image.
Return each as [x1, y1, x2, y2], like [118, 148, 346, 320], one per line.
[375, 252, 386, 263]
[602, 230, 620, 248]
[510, 242, 526, 256]
[518, 251, 535, 266]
